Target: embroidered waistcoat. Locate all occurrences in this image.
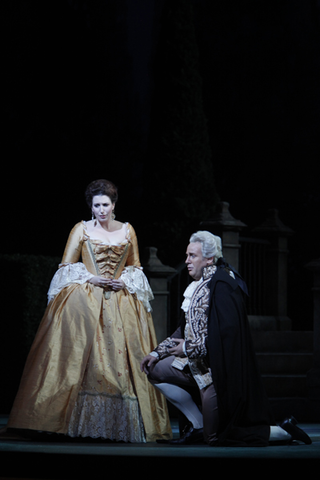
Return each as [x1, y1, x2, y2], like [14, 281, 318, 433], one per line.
[155, 265, 217, 390]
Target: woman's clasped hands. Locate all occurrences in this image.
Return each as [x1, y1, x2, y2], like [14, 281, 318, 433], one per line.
[89, 276, 125, 292]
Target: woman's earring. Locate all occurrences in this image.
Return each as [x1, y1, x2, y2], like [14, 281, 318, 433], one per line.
[112, 209, 116, 220]
[92, 211, 95, 220]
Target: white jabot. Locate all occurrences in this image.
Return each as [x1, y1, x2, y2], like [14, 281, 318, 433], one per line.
[181, 279, 203, 313]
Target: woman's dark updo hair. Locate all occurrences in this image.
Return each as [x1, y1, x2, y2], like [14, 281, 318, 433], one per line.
[85, 179, 118, 208]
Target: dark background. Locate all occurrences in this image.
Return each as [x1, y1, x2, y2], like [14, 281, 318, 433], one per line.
[2, 0, 320, 329]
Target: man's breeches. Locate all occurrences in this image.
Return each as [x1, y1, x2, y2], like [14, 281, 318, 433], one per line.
[148, 356, 218, 445]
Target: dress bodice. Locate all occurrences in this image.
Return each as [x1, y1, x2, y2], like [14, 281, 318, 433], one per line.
[86, 221, 131, 278]
[61, 221, 141, 279]
[89, 240, 129, 278]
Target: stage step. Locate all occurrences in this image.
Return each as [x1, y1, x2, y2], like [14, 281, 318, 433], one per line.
[261, 374, 307, 397]
[251, 331, 313, 399]
[256, 352, 313, 374]
[251, 331, 313, 353]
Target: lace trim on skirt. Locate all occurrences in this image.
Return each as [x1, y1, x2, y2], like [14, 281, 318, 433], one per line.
[67, 392, 146, 443]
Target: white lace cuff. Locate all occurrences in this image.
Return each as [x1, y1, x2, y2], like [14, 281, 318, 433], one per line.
[120, 266, 154, 312]
[47, 262, 95, 303]
[149, 351, 159, 358]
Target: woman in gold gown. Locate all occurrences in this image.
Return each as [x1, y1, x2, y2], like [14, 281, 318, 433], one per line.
[7, 179, 172, 443]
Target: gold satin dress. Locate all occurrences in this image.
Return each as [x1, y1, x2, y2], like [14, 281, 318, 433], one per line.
[7, 222, 172, 442]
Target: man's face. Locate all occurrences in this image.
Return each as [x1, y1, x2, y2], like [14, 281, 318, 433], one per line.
[185, 242, 213, 281]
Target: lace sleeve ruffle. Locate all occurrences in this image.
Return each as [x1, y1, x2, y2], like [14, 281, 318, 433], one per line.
[120, 266, 154, 312]
[47, 262, 95, 303]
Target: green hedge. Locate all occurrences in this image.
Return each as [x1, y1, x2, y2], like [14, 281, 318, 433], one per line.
[0, 254, 60, 412]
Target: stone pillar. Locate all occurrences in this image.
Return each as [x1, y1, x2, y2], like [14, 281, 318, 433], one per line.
[200, 201, 246, 271]
[305, 258, 320, 401]
[252, 209, 293, 328]
[142, 247, 177, 343]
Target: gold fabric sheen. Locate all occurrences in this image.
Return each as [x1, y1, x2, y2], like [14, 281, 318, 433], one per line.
[8, 222, 172, 442]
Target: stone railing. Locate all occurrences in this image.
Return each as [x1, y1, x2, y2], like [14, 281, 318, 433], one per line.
[305, 257, 320, 401]
[142, 202, 319, 407]
[201, 202, 294, 330]
[142, 201, 296, 337]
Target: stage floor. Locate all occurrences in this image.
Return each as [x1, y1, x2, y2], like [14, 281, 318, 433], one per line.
[1, 415, 319, 477]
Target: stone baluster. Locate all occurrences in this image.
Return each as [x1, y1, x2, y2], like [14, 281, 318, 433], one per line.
[142, 247, 177, 342]
[200, 201, 246, 271]
[252, 209, 293, 329]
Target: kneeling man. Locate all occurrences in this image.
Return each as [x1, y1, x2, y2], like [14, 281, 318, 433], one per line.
[140, 231, 311, 446]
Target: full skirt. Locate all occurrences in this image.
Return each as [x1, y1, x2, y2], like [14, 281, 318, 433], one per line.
[8, 283, 172, 442]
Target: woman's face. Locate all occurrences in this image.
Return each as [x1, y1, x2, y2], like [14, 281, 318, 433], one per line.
[92, 195, 114, 222]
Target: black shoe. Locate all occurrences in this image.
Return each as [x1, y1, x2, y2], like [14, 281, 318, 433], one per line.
[170, 424, 204, 445]
[280, 416, 312, 445]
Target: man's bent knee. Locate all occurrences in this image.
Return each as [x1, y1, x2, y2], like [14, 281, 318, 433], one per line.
[147, 357, 171, 384]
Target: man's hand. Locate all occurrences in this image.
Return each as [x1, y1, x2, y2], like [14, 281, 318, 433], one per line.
[168, 338, 185, 357]
[140, 354, 158, 374]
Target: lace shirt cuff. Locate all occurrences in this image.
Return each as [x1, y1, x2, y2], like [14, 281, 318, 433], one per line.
[47, 262, 95, 303]
[120, 266, 154, 312]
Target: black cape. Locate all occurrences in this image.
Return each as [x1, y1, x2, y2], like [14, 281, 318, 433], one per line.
[216, 257, 249, 296]
[207, 268, 276, 446]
